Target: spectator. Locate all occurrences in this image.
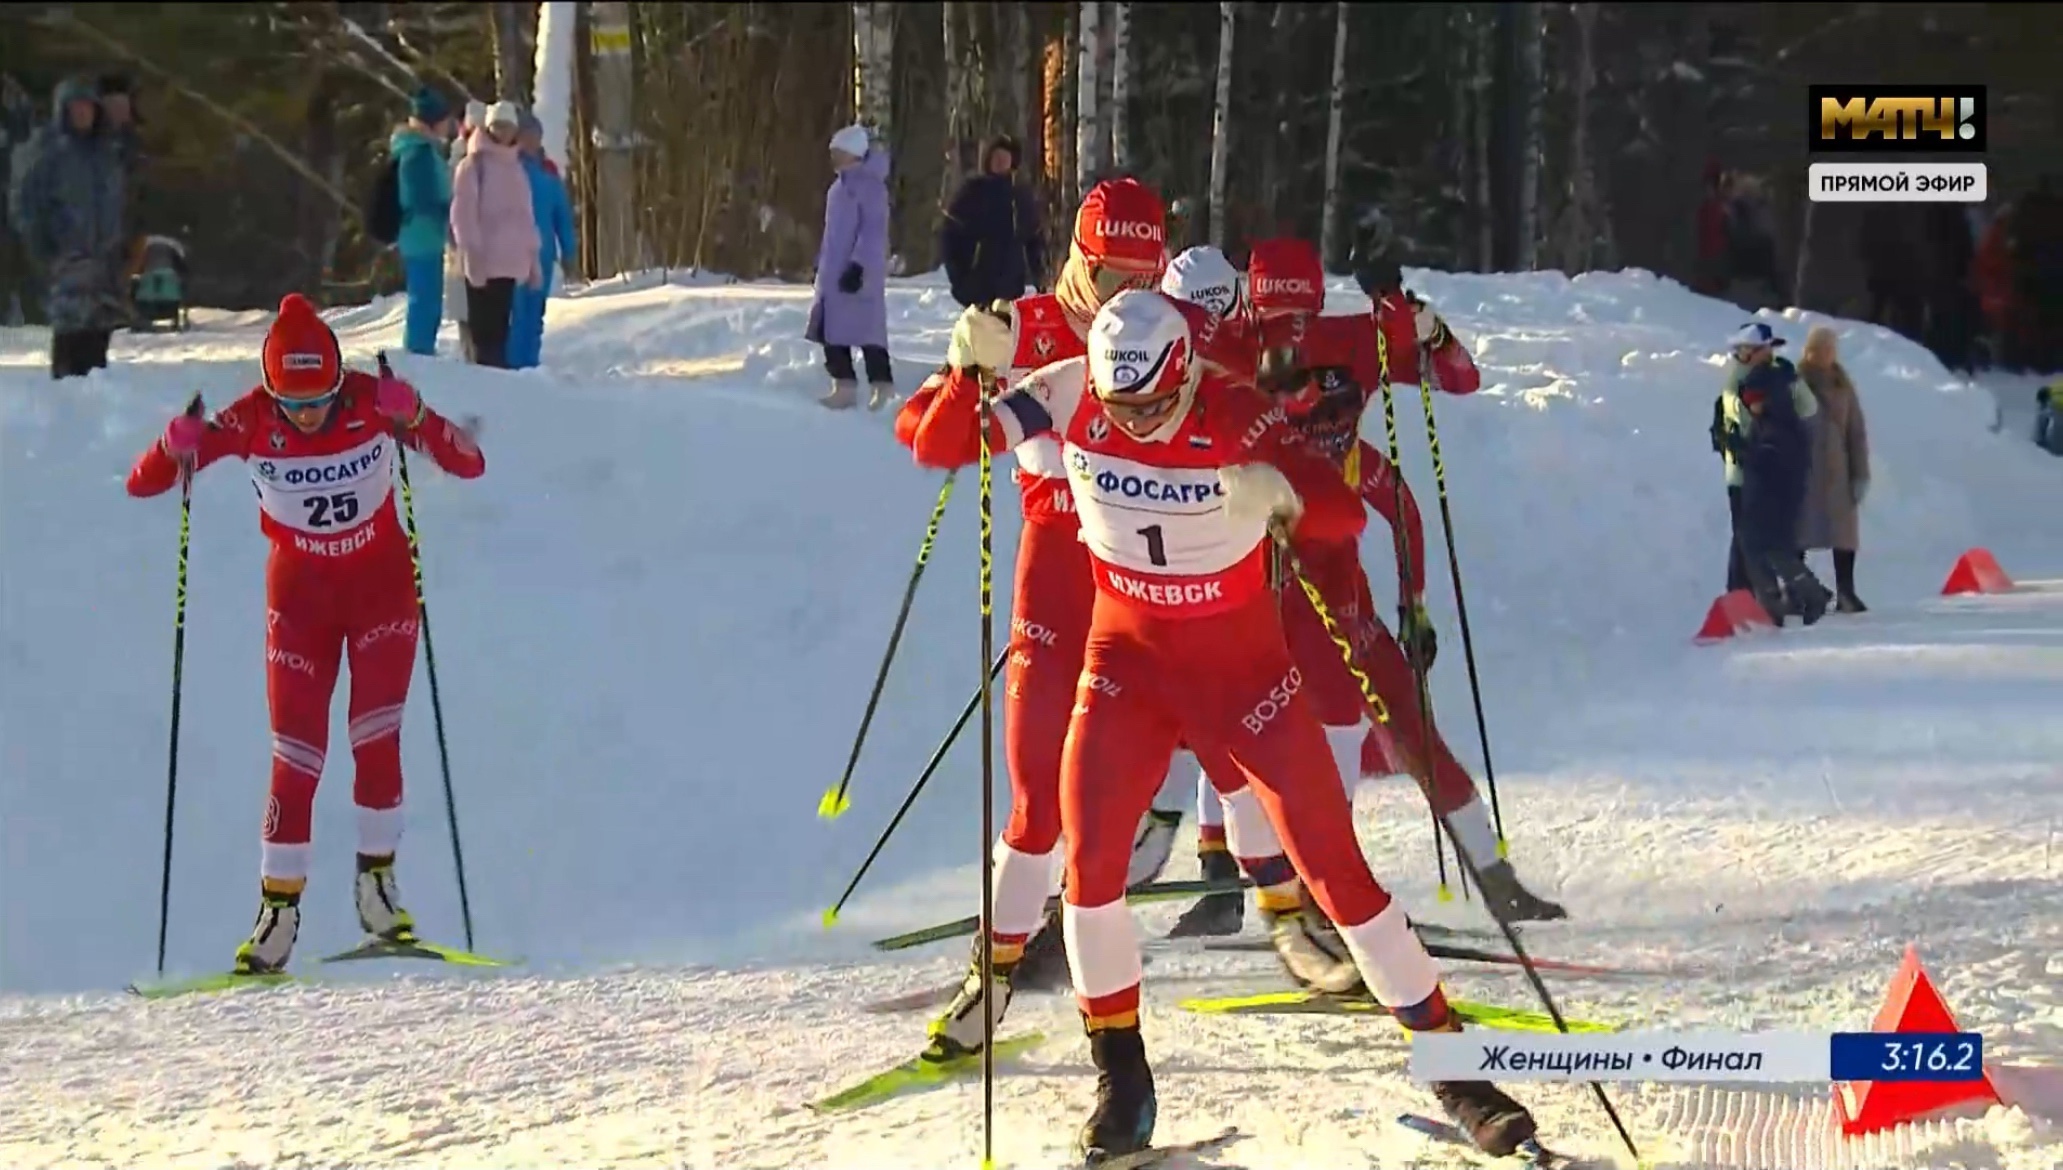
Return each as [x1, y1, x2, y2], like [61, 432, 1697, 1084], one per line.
[806, 123, 892, 411]
[447, 100, 488, 362]
[10, 76, 127, 379]
[389, 86, 455, 358]
[94, 74, 140, 182]
[449, 100, 540, 370]
[940, 133, 1043, 310]
[509, 108, 575, 370]
[2034, 382, 2063, 456]
[1721, 173, 1786, 309]
[1794, 325, 1872, 614]
[1712, 323, 1830, 625]
[1692, 160, 1730, 296]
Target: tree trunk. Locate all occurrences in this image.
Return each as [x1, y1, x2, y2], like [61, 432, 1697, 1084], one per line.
[533, 1, 578, 174]
[1555, 2, 1605, 273]
[588, 0, 639, 278]
[853, 2, 895, 139]
[1075, 0, 1101, 195]
[1515, 0, 1544, 271]
[1258, 2, 1289, 232]
[1208, 1, 1235, 248]
[1005, 1, 1033, 161]
[1318, 1, 1349, 269]
[1469, 6, 1493, 269]
[295, 68, 344, 296]
[490, 1, 535, 103]
[942, 1, 972, 205]
[1041, 16, 1067, 190]
[1108, 2, 1131, 173]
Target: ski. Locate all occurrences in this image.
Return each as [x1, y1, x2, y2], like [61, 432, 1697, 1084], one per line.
[1087, 1126, 1244, 1169]
[128, 970, 299, 999]
[808, 1030, 1047, 1114]
[871, 878, 1250, 952]
[1394, 1113, 1598, 1168]
[319, 936, 518, 967]
[1195, 937, 1659, 978]
[1177, 989, 1616, 1034]
[862, 956, 1154, 1015]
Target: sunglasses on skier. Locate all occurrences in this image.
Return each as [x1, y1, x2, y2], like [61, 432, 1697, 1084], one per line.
[1088, 259, 1162, 301]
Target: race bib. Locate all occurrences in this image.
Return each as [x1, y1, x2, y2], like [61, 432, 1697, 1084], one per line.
[250, 437, 395, 536]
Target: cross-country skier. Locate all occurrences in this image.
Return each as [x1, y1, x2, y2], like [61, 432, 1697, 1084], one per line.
[913, 289, 1543, 1163]
[894, 180, 1320, 1056]
[1239, 238, 1565, 928]
[125, 293, 486, 974]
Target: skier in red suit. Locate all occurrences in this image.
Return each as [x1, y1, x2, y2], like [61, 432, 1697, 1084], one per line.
[894, 180, 1315, 1057]
[126, 293, 486, 974]
[913, 289, 1542, 1163]
[1239, 238, 1564, 927]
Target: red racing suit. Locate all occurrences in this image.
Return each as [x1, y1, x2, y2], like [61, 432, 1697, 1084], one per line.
[127, 374, 485, 888]
[1371, 291, 1482, 394]
[950, 356, 1435, 1028]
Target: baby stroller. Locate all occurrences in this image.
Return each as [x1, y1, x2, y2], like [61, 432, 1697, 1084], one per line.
[128, 235, 189, 332]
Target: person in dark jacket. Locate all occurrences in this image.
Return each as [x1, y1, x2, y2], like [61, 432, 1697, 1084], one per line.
[10, 77, 128, 378]
[939, 134, 1044, 309]
[1723, 350, 1831, 625]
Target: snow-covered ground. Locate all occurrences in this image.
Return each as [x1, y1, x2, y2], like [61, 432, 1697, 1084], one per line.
[2, 268, 2058, 1169]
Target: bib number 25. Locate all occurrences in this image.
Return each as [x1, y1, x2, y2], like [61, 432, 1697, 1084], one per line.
[303, 491, 360, 529]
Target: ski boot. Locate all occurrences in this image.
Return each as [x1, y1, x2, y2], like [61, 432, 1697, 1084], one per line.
[233, 887, 302, 975]
[1166, 847, 1244, 938]
[1126, 808, 1184, 887]
[1473, 860, 1568, 922]
[354, 854, 417, 942]
[820, 378, 858, 410]
[1261, 886, 1362, 993]
[1077, 1024, 1157, 1165]
[924, 935, 1026, 1061]
[1013, 912, 1074, 991]
[1788, 571, 1833, 626]
[1433, 1078, 1539, 1157]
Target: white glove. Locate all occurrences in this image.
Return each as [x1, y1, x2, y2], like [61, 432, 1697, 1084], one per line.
[1412, 301, 1442, 344]
[946, 303, 1013, 372]
[1219, 462, 1303, 530]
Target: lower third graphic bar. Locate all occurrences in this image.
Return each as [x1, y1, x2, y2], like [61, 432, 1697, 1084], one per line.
[1809, 162, 1988, 203]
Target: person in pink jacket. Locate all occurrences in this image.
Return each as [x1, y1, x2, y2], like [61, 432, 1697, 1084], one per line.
[449, 100, 540, 369]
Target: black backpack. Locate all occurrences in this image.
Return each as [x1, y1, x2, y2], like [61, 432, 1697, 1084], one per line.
[366, 155, 403, 246]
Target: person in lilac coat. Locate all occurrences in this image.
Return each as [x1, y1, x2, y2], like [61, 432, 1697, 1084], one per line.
[807, 124, 893, 411]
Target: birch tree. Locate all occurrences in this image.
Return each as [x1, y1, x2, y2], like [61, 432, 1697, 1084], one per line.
[489, 1, 534, 102]
[1075, 0, 1102, 195]
[852, 1, 894, 139]
[531, 1, 576, 174]
[1318, 2, 1349, 268]
[1553, 2, 1609, 273]
[1207, 1, 1236, 247]
[1108, 2, 1132, 173]
[941, 2, 973, 204]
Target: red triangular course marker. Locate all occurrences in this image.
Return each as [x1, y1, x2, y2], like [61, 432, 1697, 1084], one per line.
[1694, 589, 1775, 643]
[1941, 548, 2015, 596]
[1833, 945, 2002, 1136]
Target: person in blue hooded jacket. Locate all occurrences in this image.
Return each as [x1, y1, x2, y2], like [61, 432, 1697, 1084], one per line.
[509, 109, 575, 370]
[388, 88, 456, 356]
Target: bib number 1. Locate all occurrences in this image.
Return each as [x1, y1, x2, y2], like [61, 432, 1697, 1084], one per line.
[304, 492, 361, 529]
[1137, 524, 1167, 567]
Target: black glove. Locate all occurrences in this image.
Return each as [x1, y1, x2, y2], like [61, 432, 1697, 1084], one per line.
[838, 262, 864, 294]
[1398, 601, 1438, 673]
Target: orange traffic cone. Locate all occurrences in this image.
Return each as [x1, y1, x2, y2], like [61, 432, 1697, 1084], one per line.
[1833, 945, 2002, 1136]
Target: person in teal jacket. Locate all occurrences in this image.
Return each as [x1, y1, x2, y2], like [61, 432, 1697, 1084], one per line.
[389, 88, 455, 356]
[509, 109, 575, 369]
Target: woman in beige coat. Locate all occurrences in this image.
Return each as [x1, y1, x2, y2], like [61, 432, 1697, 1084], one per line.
[1795, 325, 1873, 612]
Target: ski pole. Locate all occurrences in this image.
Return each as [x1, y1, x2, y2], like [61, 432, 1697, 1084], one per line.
[819, 469, 958, 821]
[379, 352, 475, 952]
[1267, 523, 1643, 1166]
[976, 378, 999, 1170]
[1374, 329, 1456, 902]
[1417, 341, 1506, 852]
[153, 392, 204, 975]
[821, 647, 1007, 926]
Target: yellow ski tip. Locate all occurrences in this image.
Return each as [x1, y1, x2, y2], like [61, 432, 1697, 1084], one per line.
[980, 1160, 997, 1170]
[1496, 837, 1510, 859]
[1436, 884, 1455, 903]
[817, 787, 851, 819]
[821, 907, 839, 928]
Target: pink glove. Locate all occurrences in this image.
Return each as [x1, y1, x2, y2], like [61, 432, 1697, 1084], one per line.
[163, 413, 206, 457]
[375, 374, 423, 426]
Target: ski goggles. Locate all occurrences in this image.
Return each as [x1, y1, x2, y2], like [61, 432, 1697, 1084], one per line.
[270, 385, 340, 413]
[1086, 258, 1163, 301]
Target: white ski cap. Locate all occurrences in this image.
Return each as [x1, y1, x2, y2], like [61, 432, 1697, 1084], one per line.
[1161, 246, 1244, 320]
[486, 100, 522, 129]
[829, 124, 871, 158]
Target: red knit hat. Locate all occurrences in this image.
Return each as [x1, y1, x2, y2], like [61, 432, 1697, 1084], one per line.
[1073, 178, 1166, 269]
[1247, 238, 1324, 315]
[261, 293, 342, 400]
